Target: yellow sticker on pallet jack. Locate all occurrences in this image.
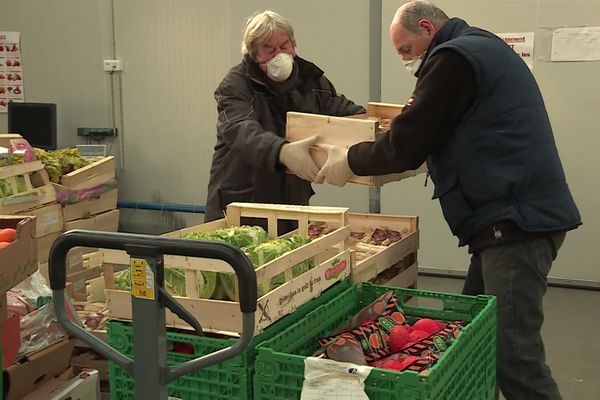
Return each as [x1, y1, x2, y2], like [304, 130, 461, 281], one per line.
[130, 258, 155, 299]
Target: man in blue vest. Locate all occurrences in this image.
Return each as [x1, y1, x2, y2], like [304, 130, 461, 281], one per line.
[316, 1, 581, 399]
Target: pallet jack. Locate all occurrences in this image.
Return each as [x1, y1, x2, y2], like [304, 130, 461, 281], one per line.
[48, 230, 257, 399]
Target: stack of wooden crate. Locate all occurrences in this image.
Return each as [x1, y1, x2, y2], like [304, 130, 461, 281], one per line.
[49, 155, 119, 299]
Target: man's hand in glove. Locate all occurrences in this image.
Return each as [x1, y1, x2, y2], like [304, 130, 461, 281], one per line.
[315, 144, 353, 187]
[279, 135, 320, 182]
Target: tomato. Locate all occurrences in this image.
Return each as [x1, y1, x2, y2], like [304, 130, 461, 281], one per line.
[0, 241, 11, 249]
[0, 228, 17, 243]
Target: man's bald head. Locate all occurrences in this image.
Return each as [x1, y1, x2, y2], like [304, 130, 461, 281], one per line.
[390, 1, 449, 61]
[391, 1, 449, 34]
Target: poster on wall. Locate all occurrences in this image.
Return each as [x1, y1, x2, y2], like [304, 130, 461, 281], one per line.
[495, 32, 535, 71]
[0, 31, 24, 113]
[551, 26, 600, 62]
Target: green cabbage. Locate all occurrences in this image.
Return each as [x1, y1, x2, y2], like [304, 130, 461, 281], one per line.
[113, 267, 216, 299]
[113, 227, 312, 301]
[219, 235, 313, 300]
[183, 225, 268, 248]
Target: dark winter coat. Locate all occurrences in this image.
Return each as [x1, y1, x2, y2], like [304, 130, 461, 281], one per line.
[205, 55, 364, 223]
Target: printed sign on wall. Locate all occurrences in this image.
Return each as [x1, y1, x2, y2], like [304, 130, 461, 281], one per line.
[495, 32, 535, 70]
[0, 32, 24, 112]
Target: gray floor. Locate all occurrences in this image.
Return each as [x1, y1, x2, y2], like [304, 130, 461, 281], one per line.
[416, 275, 600, 400]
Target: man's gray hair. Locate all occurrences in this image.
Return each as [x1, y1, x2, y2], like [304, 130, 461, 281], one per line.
[241, 10, 296, 59]
[400, 1, 449, 33]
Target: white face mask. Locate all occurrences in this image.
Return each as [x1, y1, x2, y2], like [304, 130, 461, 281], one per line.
[403, 57, 423, 76]
[266, 52, 294, 81]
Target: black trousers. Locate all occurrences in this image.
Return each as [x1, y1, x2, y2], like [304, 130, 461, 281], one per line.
[463, 232, 566, 400]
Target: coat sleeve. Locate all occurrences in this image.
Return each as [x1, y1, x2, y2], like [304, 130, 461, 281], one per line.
[214, 71, 287, 173]
[315, 76, 366, 116]
[347, 49, 476, 175]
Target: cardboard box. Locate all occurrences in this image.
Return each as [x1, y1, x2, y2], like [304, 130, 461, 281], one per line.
[59, 188, 118, 222]
[0, 291, 6, 327]
[286, 102, 427, 186]
[0, 216, 38, 293]
[22, 368, 101, 400]
[3, 338, 74, 400]
[20, 367, 74, 400]
[17, 202, 63, 237]
[64, 209, 120, 232]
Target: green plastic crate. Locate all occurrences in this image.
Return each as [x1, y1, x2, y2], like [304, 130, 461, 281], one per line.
[108, 278, 351, 400]
[254, 282, 496, 400]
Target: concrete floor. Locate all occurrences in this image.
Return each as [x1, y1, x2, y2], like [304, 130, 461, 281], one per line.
[417, 275, 600, 400]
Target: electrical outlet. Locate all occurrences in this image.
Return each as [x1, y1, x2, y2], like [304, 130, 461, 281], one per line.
[103, 59, 122, 72]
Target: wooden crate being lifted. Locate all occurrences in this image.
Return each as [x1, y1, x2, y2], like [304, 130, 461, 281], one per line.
[286, 102, 427, 186]
[101, 202, 352, 336]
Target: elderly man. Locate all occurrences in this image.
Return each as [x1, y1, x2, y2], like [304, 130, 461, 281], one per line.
[205, 10, 364, 231]
[316, 1, 580, 399]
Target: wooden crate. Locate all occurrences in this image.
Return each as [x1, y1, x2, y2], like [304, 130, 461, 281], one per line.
[58, 187, 118, 222]
[59, 156, 116, 191]
[0, 160, 57, 214]
[286, 102, 427, 186]
[16, 202, 63, 237]
[0, 133, 24, 148]
[64, 209, 120, 232]
[102, 202, 351, 335]
[37, 232, 85, 268]
[348, 212, 419, 286]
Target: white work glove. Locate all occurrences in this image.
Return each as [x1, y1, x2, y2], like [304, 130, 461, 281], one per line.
[279, 135, 320, 182]
[315, 144, 353, 187]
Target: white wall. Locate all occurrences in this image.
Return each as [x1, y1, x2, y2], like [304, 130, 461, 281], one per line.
[1, 0, 598, 282]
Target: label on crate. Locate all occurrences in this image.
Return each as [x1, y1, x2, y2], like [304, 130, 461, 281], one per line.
[130, 258, 155, 299]
[43, 211, 60, 226]
[301, 357, 372, 400]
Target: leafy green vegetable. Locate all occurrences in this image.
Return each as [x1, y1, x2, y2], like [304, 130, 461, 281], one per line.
[15, 175, 27, 193]
[113, 267, 217, 299]
[34, 147, 90, 183]
[183, 225, 268, 248]
[113, 226, 312, 301]
[0, 179, 13, 198]
[220, 235, 314, 300]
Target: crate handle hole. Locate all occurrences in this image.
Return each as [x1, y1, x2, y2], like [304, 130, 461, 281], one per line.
[169, 341, 195, 355]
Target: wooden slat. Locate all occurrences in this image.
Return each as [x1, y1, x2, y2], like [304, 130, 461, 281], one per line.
[60, 156, 116, 190]
[0, 160, 44, 180]
[366, 102, 405, 119]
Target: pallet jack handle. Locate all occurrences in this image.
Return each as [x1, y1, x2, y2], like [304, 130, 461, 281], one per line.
[48, 230, 257, 397]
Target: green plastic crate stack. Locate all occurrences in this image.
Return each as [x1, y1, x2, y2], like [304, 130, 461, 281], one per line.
[254, 282, 497, 400]
[108, 278, 351, 400]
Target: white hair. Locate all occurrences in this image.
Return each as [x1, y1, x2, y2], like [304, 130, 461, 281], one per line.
[241, 10, 296, 59]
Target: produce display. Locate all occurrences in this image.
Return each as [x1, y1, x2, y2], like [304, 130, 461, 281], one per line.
[114, 225, 314, 300]
[309, 221, 408, 261]
[33, 147, 90, 183]
[313, 290, 463, 373]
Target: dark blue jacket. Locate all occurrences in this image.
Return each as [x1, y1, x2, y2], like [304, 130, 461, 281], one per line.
[425, 19, 581, 245]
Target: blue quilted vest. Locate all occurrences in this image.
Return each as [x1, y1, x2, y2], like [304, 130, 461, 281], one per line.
[423, 19, 581, 245]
